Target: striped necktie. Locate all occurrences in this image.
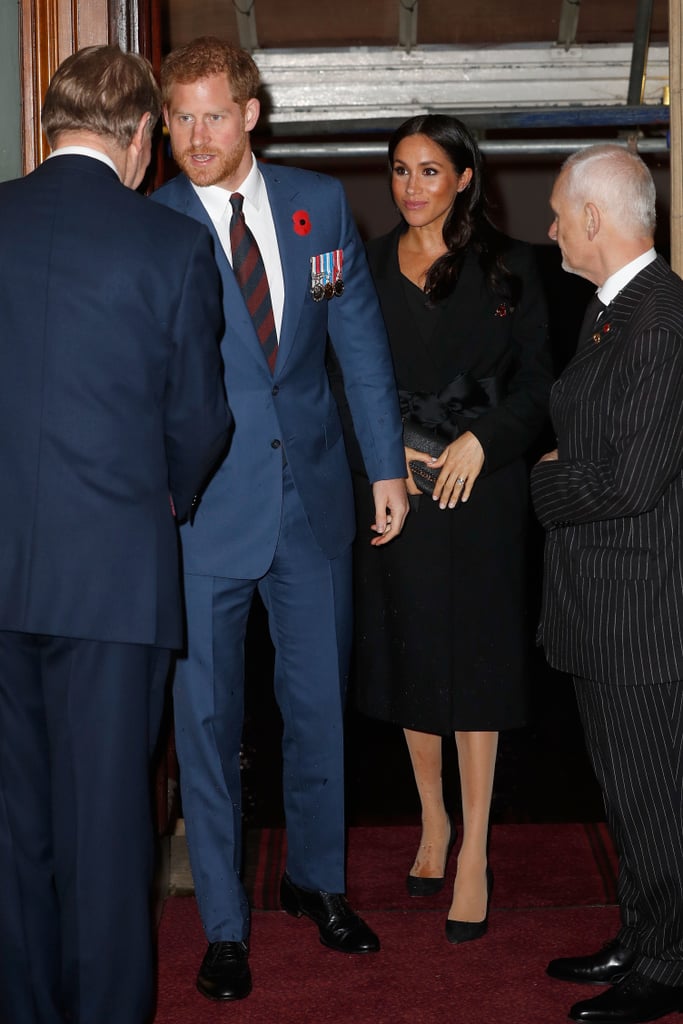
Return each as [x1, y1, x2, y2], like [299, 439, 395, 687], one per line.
[229, 192, 278, 373]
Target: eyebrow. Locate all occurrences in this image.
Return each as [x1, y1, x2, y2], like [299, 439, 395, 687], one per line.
[393, 158, 446, 167]
[171, 107, 230, 115]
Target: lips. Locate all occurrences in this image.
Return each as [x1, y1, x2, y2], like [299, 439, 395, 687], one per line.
[189, 152, 217, 163]
[180, 148, 219, 164]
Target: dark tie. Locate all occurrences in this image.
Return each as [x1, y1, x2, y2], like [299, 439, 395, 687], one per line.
[229, 192, 278, 373]
[579, 292, 607, 342]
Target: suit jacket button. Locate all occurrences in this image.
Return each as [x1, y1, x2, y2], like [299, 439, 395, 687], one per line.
[271, 439, 281, 449]
[272, 385, 279, 396]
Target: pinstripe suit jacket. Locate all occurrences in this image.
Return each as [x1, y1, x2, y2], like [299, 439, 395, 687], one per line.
[531, 256, 683, 685]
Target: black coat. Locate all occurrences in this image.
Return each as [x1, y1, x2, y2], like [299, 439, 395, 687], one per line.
[347, 225, 553, 733]
[367, 224, 552, 477]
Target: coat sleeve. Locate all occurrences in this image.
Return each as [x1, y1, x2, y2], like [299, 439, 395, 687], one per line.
[467, 244, 553, 475]
[531, 328, 683, 529]
[325, 181, 407, 483]
[163, 224, 232, 521]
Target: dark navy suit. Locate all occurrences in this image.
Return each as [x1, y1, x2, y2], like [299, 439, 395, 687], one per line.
[153, 163, 406, 942]
[0, 154, 230, 1023]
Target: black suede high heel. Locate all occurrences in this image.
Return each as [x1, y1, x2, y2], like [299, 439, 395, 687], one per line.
[445, 865, 493, 944]
[406, 816, 456, 897]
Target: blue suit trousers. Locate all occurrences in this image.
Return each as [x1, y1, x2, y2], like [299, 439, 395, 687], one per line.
[174, 466, 352, 941]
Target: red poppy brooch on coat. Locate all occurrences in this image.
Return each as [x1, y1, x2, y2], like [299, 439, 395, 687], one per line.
[494, 302, 510, 318]
[292, 210, 311, 236]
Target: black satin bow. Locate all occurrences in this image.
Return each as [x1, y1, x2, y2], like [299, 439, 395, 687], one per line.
[399, 373, 498, 440]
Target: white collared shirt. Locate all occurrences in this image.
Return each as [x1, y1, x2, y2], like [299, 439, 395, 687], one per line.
[190, 156, 284, 338]
[598, 248, 657, 307]
[48, 145, 119, 179]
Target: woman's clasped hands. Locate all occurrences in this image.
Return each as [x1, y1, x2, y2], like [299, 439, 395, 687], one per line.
[407, 430, 485, 508]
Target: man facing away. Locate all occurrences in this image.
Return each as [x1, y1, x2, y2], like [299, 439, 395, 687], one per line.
[0, 45, 230, 1024]
[532, 144, 683, 1024]
[153, 36, 409, 1002]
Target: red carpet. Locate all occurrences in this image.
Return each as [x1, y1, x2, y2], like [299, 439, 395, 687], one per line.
[155, 823, 671, 1024]
[244, 822, 619, 910]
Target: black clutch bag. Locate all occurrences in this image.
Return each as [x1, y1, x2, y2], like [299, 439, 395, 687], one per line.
[402, 419, 450, 496]
[400, 373, 499, 497]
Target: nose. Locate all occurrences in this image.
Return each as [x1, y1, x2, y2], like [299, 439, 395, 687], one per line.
[548, 219, 558, 241]
[190, 119, 210, 146]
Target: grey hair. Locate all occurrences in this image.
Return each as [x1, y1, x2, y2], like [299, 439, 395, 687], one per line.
[42, 45, 161, 149]
[561, 144, 656, 235]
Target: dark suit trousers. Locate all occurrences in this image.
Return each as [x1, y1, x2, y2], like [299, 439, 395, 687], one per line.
[574, 676, 683, 986]
[0, 631, 170, 1024]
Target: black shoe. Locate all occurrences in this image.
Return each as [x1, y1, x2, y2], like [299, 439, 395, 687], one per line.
[445, 865, 493, 945]
[196, 940, 252, 1001]
[569, 971, 683, 1022]
[280, 872, 380, 953]
[406, 816, 457, 897]
[548, 938, 638, 985]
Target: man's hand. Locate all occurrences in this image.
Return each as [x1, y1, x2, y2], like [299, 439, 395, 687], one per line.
[537, 448, 559, 463]
[370, 478, 410, 546]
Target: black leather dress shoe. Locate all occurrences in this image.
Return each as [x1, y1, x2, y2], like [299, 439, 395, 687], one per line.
[196, 940, 252, 1001]
[280, 872, 380, 953]
[569, 971, 683, 1023]
[547, 938, 637, 985]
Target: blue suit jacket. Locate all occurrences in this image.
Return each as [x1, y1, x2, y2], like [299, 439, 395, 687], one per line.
[154, 163, 406, 578]
[0, 155, 230, 647]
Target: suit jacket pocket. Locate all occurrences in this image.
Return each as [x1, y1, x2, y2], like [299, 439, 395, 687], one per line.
[577, 546, 651, 581]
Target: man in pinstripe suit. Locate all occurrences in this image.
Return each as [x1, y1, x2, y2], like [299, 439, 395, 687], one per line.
[532, 145, 683, 1024]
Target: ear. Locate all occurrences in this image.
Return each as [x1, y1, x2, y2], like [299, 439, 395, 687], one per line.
[130, 112, 152, 154]
[457, 166, 474, 193]
[243, 97, 260, 133]
[585, 202, 600, 241]
[121, 112, 153, 190]
[162, 104, 170, 129]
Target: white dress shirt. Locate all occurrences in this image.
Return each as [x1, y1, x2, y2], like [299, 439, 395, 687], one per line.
[48, 146, 119, 178]
[190, 156, 284, 339]
[597, 248, 657, 307]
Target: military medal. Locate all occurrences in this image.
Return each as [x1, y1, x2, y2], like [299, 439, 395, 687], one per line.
[322, 251, 335, 298]
[310, 255, 325, 301]
[311, 250, 345, 300]
[332, 248, 344, 296]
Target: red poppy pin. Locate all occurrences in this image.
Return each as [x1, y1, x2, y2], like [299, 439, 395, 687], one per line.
[494, 303, 509, 318]
[292, 210, 311, 236]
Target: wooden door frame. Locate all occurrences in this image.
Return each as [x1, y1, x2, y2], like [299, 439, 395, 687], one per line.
[19, 0, 159, 173]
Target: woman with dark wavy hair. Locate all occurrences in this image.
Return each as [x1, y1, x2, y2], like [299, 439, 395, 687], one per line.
[347, 114, 552, 943]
